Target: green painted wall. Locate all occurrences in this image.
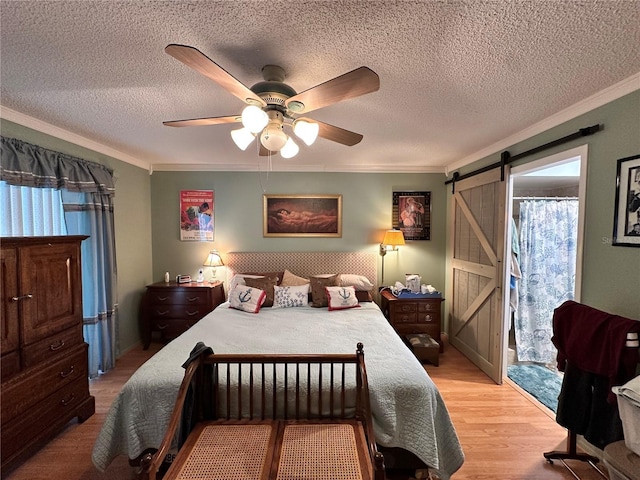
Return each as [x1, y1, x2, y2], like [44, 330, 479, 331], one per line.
[446, 90, 640, 320]
[0, 119, 153, 354]
[150, 171, 449, 294]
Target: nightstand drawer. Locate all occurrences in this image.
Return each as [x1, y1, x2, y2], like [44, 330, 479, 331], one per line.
[393, 312, 418, 324]
[147, 289, 210, 306]
[148, 304, 210, 319]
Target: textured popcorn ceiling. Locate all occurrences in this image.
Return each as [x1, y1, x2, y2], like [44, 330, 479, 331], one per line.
[1, 0, 639, 173]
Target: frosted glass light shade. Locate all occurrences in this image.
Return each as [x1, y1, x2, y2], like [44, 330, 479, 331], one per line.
[241, 105, 268, 133]
[280, 137, 299, 158]
[293, 119, 319, 146]
[260, 123, 288, 151]
[231, 127, 255, 150]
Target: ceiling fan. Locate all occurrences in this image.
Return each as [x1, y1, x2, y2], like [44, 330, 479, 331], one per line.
[163, 44, 380, 158]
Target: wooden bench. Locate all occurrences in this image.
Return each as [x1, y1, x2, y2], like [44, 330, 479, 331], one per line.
[140, 343, 385, 480]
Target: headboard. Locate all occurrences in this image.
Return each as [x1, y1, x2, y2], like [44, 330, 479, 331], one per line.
[225, 251, 377, 286]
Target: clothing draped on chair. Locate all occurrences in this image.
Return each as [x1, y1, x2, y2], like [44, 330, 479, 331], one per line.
[515, 199, 578, 363]
[0, 136, 118, 377]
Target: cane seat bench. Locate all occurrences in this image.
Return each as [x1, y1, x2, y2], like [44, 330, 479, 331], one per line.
[140, 343, 385, 480]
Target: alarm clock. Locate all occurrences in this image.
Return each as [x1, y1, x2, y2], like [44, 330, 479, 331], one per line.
[176, 275, 192, 284]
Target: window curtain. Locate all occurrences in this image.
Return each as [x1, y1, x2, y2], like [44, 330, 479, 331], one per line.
[1, 136, 118, 377]
[515, 199, 578, 364]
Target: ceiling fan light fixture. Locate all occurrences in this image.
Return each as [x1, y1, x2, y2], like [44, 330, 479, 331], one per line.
[293, 119, 319, 146]
[241, 105, 268, 133]
[260, 122, 288, 151]
[230, 127, 255, 150]
[280, 137, 299, 158]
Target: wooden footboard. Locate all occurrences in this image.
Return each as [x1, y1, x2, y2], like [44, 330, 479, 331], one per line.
[140, 343, 385, 480]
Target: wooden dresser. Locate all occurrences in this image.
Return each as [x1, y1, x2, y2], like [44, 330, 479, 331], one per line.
[379, 289, 444, 353]
[140, 281, 225, 349]
[0, 236, 95, 474]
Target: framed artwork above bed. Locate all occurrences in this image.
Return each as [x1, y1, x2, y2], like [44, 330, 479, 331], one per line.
[263, 194, 342, 237]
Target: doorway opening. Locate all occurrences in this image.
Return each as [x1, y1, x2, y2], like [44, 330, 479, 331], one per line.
[503, 145, 587, 412]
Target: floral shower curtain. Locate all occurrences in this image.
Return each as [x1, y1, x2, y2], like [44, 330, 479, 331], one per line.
[515, 199, 578, 363]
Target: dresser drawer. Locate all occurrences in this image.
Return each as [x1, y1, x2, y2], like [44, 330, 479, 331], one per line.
[1, 376, 90, 461]
[147, 289, 210, 306]
[1, 343, 88, 424]
[152, 317, 198, 337]
[21, 325, 83, 370]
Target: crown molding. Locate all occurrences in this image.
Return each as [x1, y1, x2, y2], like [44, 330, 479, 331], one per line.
[0, 106, 151, 171]
[150, 162, 446, 174]
[445, 72, 640, 175]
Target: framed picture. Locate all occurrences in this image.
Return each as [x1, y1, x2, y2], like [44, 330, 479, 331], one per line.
[612, 154, 640, 247]
[263, 194, 342, 237]
[392, 191, 431, 240]
[180, 190, 214, 241]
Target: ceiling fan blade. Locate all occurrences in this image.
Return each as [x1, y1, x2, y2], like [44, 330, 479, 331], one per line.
[163, 115, 241, 127]
[259, 143, 278, 156]
[285, 67, 379, 114]
[165, 44, 266, 107]
[301, 118, 363, 146]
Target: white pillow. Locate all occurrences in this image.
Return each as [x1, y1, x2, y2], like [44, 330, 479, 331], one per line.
[229, 274, 264, 292]
[272, 284, 310, 309]
[228, 284, 266, 314]
[339, 274, 374, 291]
[326, 286, 360, 311]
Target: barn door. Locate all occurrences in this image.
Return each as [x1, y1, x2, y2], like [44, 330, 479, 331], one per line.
[448, 168, 508, 384]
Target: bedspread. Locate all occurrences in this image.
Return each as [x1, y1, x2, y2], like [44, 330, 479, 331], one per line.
[92, 302, 464, 478]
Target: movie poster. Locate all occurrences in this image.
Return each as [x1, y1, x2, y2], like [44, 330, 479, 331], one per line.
[180, 190, 214, 241]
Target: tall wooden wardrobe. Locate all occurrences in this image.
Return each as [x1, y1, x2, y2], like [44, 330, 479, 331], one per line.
[0, 236, 95, 474]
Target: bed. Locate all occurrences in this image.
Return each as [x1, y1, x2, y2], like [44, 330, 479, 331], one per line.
[92, 252, 464, 479]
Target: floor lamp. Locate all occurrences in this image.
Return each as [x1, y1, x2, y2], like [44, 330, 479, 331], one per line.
[379, 230, 405, 285]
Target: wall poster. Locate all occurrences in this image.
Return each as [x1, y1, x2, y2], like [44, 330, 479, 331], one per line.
[392, 191, 431, 240]
[612, 153, 640, 247]
[180, 190, 214, 241]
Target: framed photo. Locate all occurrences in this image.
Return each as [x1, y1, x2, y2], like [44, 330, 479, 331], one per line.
[263, 194, 342, 237]
[180, 190, 214, 241]
[392, 191, 431, 240]
[612, 154, 640, 247]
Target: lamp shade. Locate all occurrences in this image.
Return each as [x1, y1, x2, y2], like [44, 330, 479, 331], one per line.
[293, 119, 319, 146]
[203, 250, 224, 267]
[230, 127, 255, 150]
[241, 105, 269, 133]
[382, 230, 405, 247]
[280, 137, 299, 158]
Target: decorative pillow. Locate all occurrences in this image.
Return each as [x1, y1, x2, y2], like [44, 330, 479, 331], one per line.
[280, 269, 310, 287]
[228, 274, 264, 292]
[309, 274, 339, 307]
[355, 290, 373, 302]
[326, 286, 360, 311]
[272, 284, 310, 309]
[244, 276, 278, 307]
[339, 274, 374, 291]
[228, 285, 266, 314]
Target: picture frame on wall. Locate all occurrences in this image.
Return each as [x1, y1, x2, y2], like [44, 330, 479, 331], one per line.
[612, 153, 640, 247]
[180, 190, 214, 241]
[263, 194, 342, 238]
[392, 191, 431, 240]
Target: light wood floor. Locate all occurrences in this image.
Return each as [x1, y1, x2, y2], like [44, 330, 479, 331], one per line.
[4, 340, 610, 480]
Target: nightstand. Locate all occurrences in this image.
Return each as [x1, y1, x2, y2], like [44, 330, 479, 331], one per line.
[379, 289, 444, 353]
[141, 281, 225, 349]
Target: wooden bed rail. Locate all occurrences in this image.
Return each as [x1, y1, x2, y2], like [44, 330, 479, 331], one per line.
[141, 343, 385, 480]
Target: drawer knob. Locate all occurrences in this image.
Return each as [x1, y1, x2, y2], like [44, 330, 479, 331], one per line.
[401, 305, 412, 312]
[61, 393, 75, 406]
[187, 296, 199, 303]
[50, 339, 66, 351]
[59, 365, 75, 378]
[157, 323, 168, 330]
[423, 314, 433, 322]
[186, 310, 200, 317]
[157, 310, 169, 316]
[157, 296, 169, 301]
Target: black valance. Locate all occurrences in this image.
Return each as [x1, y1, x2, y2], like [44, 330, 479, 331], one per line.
[0, 136, 115, 196]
